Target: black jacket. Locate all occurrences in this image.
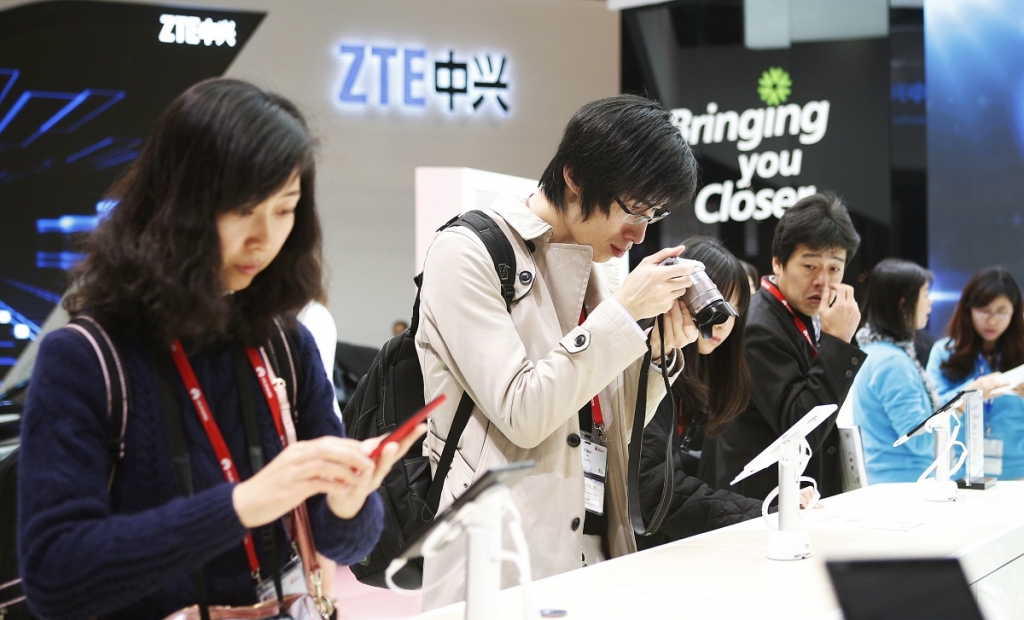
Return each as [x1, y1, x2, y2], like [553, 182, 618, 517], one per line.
[636, 395, 762, 551]
[701, 287, 866, 500]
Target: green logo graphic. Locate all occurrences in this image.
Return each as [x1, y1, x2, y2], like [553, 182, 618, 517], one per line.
[758, 67, 792, 106]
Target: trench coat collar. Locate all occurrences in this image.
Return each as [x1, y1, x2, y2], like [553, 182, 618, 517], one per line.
[488, 194, 557, 245]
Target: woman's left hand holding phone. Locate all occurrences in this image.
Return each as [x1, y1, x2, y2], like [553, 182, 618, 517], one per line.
[232, 427, 426, 527]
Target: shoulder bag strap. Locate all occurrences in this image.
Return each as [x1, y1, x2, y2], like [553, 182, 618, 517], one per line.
[627, 314, 676, 536]
[148, 340, 213, 620]
[424, 392, 475, 515]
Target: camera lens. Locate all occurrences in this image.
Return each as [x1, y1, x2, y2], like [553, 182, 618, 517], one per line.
[692, 299, 738, 340]
[663, 257, 739, 340]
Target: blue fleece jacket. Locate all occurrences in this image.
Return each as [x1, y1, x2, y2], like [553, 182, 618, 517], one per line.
[927, 337, 1024, 479]
[17, 324, 382, 620]
[851, 341, 938, 483]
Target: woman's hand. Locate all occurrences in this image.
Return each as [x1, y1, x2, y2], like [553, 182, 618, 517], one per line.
[968, 372, 1010, 401]
[232, 425, 426, 527]
[649, 301, 699, 360]
[613, 246, 695, 321]
[325, 425, 426, 519]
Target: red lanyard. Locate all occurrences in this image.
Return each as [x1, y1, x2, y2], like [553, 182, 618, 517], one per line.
[169, 339, 285, 577]
[578, 309, 604, 428]
[760, 276, 818, 358]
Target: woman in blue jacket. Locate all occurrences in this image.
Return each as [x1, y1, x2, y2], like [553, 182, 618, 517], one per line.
[926, 267, 1024, 479]
[851, 259, 944, 483]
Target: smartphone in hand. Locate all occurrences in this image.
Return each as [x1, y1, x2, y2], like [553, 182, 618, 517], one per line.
[369, 393, 446, 460]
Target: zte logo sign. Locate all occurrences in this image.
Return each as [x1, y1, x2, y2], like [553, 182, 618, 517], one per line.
[159, 14, 237, 47]
[337, 44, 510, 116]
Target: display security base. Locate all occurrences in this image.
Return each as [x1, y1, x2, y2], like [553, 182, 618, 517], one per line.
[767, 529, 811, 561]
[957, 476, 997, 490]
[925, 479, 959, 502]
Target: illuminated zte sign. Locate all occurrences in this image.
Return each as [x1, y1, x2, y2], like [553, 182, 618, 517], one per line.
[158, 14, 237, 47]
[336, 43, 510, 117]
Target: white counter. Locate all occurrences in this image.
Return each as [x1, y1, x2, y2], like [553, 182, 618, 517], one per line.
[411, 481, 1024, 620]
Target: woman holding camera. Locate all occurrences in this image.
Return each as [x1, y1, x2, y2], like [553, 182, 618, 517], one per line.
[848, 259, 943, 483]
[636, 237, 764, 549]
[926, 267, 1024, 480]
[17, 79, 420, 619]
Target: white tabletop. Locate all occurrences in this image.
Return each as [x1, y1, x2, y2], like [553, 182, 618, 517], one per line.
[411, 481, 1024, 620]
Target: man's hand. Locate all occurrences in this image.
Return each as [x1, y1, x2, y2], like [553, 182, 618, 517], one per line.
[818, 283, 860, 343]
[614, 246, 695, 320]
[649, 300, 699, 360]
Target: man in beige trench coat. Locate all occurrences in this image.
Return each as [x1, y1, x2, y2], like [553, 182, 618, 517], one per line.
[416, 95, 701, 609]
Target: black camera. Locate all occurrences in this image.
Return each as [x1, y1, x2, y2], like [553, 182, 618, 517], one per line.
[660, 256, 739, 340]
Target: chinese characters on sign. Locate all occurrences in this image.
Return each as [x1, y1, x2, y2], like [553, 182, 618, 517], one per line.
[338, 44, 510, 116]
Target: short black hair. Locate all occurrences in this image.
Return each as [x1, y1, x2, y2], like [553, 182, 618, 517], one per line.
[863, 258, 932, 341]
[771, 191, 860, 266]
[538, 94, 698, 221]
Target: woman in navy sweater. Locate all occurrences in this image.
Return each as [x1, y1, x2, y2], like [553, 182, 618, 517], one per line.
[17, 79, 420, 619]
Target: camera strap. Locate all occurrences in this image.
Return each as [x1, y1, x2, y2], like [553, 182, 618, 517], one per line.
[627, 314, 675, 536]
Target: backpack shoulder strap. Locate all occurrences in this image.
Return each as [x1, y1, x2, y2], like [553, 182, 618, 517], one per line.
[443, 210, 517, 311]
[64, 316, 131, 484]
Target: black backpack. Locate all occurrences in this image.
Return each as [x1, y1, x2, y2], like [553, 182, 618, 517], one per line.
[342, 211, 517, 589]
[0, 317, 301, 619]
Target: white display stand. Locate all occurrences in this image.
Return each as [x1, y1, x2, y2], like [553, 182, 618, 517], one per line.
[731, 404, 836, 561]
[414, 167, 539, 273]
[414, 166, 630, 286]
[411, 482, 1024, 620]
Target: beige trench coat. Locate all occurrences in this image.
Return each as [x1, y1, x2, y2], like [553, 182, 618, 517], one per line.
[415, 195, 677, 609]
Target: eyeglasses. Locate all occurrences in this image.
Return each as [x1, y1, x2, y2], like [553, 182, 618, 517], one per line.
[615, 198, 671, 225]
[971, 307, 1015, 320]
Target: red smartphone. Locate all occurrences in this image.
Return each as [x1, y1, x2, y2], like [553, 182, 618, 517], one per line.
[369, 393, 446, 459]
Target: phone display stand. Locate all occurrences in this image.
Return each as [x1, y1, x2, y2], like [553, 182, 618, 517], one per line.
[957, 390, 997, 490]
[924, 412, 960, 503]
[731, 404, 837, 561]
[390, 461, 535, 620]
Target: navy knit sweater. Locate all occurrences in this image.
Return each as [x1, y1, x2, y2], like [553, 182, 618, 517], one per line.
[17, 324, 383, 619]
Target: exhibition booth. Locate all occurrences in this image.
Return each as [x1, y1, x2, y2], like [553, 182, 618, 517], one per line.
[2, 0, 1024, 619]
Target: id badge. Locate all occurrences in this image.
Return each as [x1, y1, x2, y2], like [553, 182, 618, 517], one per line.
[581, 433, 608, 515]
[581, 435, 608, 478]
[256, 555, 307, 602]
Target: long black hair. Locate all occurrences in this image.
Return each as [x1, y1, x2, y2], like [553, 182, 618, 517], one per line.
[941, 267, 1024, 381]
[65, 78, 324, 348]
[674, 237, 752, 436]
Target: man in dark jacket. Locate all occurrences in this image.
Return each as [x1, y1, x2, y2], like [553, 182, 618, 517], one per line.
[703, 192, 866, 500]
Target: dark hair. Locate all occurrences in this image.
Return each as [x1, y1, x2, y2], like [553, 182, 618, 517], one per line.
[673, 237, 752, 436]
[739, 259, 759, 290]
[771, 191, 860, 266]
[940, 267, 1024, 382]
[862, 258, 932, 341]
[64, 78, 324, 348]
[538, 94, 698, 220]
